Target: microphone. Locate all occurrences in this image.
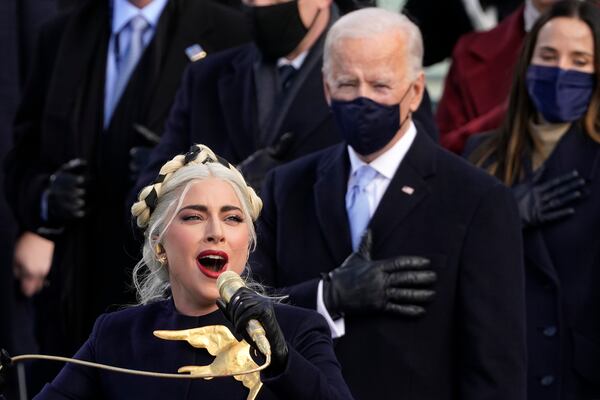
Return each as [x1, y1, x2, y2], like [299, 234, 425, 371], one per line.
[217, 271, 272, 357]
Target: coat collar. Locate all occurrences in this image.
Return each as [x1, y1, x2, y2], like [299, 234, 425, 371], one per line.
[313, 129, 437, 262]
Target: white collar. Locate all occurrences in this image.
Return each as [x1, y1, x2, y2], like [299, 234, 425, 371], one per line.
[277, 50, 309, 70]
[112, 0, 169, 34]
[347, 121, 418, 180]
[524, 0, 541, 32]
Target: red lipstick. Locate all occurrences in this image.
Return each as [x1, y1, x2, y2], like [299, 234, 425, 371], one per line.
[196, 250, 229, 279]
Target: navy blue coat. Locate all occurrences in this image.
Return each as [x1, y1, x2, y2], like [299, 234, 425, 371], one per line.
[250, 130, 527, 400]
[34, 300, 353, 400]
[466, 125, 600, 399]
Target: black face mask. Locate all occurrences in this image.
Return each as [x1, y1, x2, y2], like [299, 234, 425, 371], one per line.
[251, 1, 308, 61]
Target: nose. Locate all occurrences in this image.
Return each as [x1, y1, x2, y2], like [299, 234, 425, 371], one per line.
[204, 219, 225, 243]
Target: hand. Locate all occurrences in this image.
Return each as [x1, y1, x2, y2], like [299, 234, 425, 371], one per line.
[238, 132, 294, 190]
[13, 232, 54, 297]
[47, 158, 88, 223]
[323, 230, 436, 317]
[0, 349, 12, 394]
[217, 287, 288, 375]
[129, 146, 154, 182]
[512, 169, 585, 228]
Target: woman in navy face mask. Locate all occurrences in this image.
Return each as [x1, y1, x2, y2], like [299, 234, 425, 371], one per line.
[467, 1, 600, 399]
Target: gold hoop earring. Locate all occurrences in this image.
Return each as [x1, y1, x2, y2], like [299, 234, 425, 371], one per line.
[155, 244, 167, 266]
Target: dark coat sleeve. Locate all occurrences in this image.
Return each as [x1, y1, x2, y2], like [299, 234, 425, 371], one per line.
[34, 315, 104, 399]
[131, 63, 196, 201]
[458, 182, 527, 400]
[3, 15, 67, 233]
[263, 307, 354, 400]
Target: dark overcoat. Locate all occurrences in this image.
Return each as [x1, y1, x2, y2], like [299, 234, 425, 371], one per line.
[251, 129, 527, 400]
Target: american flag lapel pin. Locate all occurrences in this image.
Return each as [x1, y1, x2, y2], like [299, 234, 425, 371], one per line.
[185, 44, 207, 62]
[401, 186, 415, 195]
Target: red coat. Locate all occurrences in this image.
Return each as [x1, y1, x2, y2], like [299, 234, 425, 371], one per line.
[436, 6, 526, 154]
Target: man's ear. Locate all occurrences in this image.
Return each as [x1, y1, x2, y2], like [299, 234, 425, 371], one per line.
[322, 73, 332, 105]
[409, 71, 425, 113]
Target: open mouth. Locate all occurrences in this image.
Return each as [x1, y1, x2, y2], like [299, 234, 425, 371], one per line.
[196, 250, 229, 278]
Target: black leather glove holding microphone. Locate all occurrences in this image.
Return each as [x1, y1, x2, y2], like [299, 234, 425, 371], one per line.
[46, 158, 89, 224]
[323, 230, 436, 318]
[217, 288, 289, 376]
[512, 168, 585, 228]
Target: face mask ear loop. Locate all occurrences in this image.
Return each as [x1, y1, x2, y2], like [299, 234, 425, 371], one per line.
[398, 82, 414, 130]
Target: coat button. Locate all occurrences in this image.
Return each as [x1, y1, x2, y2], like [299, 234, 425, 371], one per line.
[543, 326, 557, 337]
[540, 375, 555, 386]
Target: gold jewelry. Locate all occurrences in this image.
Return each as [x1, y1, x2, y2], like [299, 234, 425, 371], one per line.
[155, 244, 167, 266]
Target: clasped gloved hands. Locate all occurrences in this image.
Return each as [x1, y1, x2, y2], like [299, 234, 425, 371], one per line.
[238, 132, 294, 191]
[0, 349, 12, 395]
[323, 231, 436, 318]
[217, 287, 288, 376]
[47, 158, 89, 224]
[512, 169, 585, 228]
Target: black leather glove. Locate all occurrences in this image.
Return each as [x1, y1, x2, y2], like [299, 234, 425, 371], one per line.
[47, 158, 88, 223]
[238, 132, 294, 191]
[129, 146, 153, 182]
[323, 230, 436, 317]
[512, 169, 585, 228]
[0, 349, 12, 394]
[217, 287, 288, 375]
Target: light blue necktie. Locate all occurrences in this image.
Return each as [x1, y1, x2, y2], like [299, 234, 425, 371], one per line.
[106, 15, 149, 124]
[346, 165, 378, 251]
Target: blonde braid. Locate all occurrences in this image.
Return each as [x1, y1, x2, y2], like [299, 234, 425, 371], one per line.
[131, 144, 263, 229]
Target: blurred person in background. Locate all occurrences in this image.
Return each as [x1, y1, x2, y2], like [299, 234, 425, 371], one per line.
[467, 1, 600, 398]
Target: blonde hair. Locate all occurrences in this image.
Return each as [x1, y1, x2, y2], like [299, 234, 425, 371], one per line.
[131, 145, 263, 304]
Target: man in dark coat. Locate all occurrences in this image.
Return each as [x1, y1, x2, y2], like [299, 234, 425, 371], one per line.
[4, 0, 251, 380]
[251, 8, 527, 400]
[136, 0, 438, 194]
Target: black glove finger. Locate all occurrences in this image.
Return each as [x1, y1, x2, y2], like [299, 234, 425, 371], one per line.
[382, 256, 430, 272]
[61, 158, 88, 174]
[357, 230, 373, 261]
[385, 288, 435, 303]
[539, 207, 575, 224]
[541, 190, 582, 212]
[537, 170, 579, 193]
[387, 270, 437, 286]
[269, 132, 294, 158]
[384, 303, 426, 317]
[216, 298, 229, 319]
[540, 178, 585, 203]
[51, 172, 86, 188]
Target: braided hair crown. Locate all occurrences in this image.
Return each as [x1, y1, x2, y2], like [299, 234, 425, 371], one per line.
[131, 144, 263, 229]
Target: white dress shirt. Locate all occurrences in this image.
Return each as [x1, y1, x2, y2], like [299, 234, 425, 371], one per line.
[104, 0, 169, 127]
[317, 122, 418, 338]
[524, 0, 541, 32]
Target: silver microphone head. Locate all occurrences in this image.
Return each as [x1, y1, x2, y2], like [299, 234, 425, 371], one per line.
[216, 270, 245, 303]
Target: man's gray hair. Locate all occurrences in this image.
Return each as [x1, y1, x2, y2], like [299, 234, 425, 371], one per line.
[323, 8, 424, 82]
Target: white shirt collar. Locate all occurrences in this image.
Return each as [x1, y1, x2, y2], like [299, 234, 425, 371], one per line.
[347, 121, 418, 181]
[524, 0, 541, 32]
[112, 0, 169, 34]
[277, 50, 309, 70]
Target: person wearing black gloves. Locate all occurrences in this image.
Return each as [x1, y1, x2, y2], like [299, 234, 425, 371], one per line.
[467, 2, 600, 398]
[251, 8, 527, 400]
[32, 144, 353, 399]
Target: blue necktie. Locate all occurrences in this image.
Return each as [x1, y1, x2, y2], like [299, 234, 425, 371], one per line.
[106, 15, 149, 124]
[346, 165, 378, 251]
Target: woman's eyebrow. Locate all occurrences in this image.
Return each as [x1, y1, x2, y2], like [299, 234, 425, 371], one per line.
[177, 205, 207, 214]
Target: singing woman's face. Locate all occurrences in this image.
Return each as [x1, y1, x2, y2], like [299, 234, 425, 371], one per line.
[161, 178, 250, 316]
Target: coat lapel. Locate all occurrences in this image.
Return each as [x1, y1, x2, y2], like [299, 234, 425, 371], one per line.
[369, 131, 436, 248]
[145, 0, 214, 130]
[314, 145, 353, 263]
[217, 47, 258, 161]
